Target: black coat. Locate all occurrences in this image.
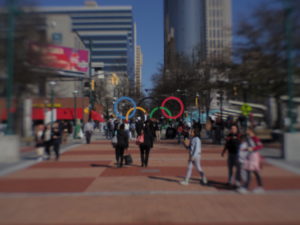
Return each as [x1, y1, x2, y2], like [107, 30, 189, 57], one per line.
[117, 130, 129, 149]
[140, 126, 154, 149]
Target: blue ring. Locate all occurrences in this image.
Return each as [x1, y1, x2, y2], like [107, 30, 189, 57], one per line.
[113, 96, 137, 120]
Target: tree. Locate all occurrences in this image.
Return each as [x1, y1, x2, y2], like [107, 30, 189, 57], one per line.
[232, 0, 300, 128]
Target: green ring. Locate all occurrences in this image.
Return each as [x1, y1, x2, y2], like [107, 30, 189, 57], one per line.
[149, 106, 173, 120]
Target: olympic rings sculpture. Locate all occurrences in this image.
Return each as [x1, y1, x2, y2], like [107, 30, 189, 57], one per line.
[113, 96, 137, 120]
[161, 96, 184, 120]
[149, 106, 172, 119]
[126, 107, 147, 121]
[113, 96, 184, 120]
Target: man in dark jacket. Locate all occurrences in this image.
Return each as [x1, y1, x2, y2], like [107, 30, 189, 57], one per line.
[116, 124, 129, 168]
[139, 120, 154, 167]
[221, 124, 241, 186]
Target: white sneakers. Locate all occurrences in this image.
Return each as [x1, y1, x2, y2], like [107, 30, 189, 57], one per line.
[237, 187, 249, 194]
[252, 187, 265, 194]
[179, 177, 208, 186]
[202, 177, 208, 185]
[180, 180, 189, 186]
[237, 187, 265, 194]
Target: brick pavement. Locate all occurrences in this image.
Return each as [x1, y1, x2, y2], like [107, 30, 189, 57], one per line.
[0, 139, 299, 224]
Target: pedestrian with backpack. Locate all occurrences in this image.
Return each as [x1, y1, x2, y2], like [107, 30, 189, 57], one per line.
[180, 128, 208, 186]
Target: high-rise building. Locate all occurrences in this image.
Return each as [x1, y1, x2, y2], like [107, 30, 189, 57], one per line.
[164, 0, 232, 63]
[135, 45, 143, 97]
[205, 0, 232, 59]
[36, 1, 136, 83]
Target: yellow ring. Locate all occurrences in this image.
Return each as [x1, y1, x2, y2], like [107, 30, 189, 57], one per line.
[126, 107, 147, 121]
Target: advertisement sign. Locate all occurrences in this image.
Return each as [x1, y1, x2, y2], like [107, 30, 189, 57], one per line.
[30, 43, 89, 73]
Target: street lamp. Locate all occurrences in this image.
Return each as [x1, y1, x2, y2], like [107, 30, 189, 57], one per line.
[73, 90, 78, 138]
[196, 92, 201, 124]
[49, 81, 56, 129]
[176, 89, 187, 119]
[241, 81, 249, 130]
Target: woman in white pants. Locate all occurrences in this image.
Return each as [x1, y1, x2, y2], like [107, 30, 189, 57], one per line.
[180, 129, 208, 185]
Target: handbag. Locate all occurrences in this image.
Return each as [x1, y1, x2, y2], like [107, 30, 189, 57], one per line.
[78, 129, 84, 139]
[136, 134, 144, 145]
[111, 135, 118, 145]
[124, 154, 133, 165]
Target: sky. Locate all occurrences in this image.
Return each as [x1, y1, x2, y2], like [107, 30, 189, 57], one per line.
[7, 0, 265, 91]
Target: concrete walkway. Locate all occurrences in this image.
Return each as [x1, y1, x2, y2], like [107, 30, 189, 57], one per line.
[0, 137, 299, 224]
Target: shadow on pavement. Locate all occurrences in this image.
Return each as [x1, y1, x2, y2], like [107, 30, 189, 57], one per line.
[90, 164, 113, 168]
[205, 180, 236, 190]
[148, 176, 236, 190]
[148, 176, 180, 184]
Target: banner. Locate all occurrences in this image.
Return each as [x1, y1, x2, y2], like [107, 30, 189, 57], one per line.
[29, 43, 89, 73]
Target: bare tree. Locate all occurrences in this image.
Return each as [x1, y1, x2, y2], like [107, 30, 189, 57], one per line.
[231, 0, 300, 128]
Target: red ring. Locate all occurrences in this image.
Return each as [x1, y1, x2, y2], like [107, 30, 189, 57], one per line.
[161, 96, 184, 119]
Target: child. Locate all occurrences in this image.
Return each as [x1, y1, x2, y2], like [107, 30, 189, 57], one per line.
[180, 129, 207, 185]
[238, 128, 264, 194]
[238, 135, 250, 186]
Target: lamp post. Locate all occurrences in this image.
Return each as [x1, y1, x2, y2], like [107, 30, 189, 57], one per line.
[218, 90, 224, 122]
[242, 81, 249, 130]
[87, 39, 94, 120]
[73, 90, 78, 138]
[196, 92, 201, 124]
[176, 89, 187, 120]
[49, 81, 56, 129]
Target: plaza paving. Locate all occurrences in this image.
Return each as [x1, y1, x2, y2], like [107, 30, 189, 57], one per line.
[0, 139, 299, 224]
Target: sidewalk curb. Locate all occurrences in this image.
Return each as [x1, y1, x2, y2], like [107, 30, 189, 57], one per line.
[266, 158, 300, 175]
[0, 143, 82, 177]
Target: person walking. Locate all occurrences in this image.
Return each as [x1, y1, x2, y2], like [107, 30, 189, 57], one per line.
[138, 120, 154, 167]
[106, 118, 114, 139]
[43, 123, 52, 160]
[180, 129, 208, 186]
[115, 124, 129, 168]
[221, 125, 241, 186]
[177, 122, 184, 144]
[238, 128, 264, 193]
[153, 119, 161, 143]
[135, 117, 144, 136]
[62, 121, 69, 144]
[130, 120, 136, 139]
[34, 124, 45, 161]
[84, 119, 94, 144]
[52, 122, 62, 160]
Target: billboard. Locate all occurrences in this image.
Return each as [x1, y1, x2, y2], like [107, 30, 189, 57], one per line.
[29, 43, 89, 73]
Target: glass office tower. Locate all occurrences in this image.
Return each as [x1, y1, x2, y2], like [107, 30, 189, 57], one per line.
[164, 0, 232, 63]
